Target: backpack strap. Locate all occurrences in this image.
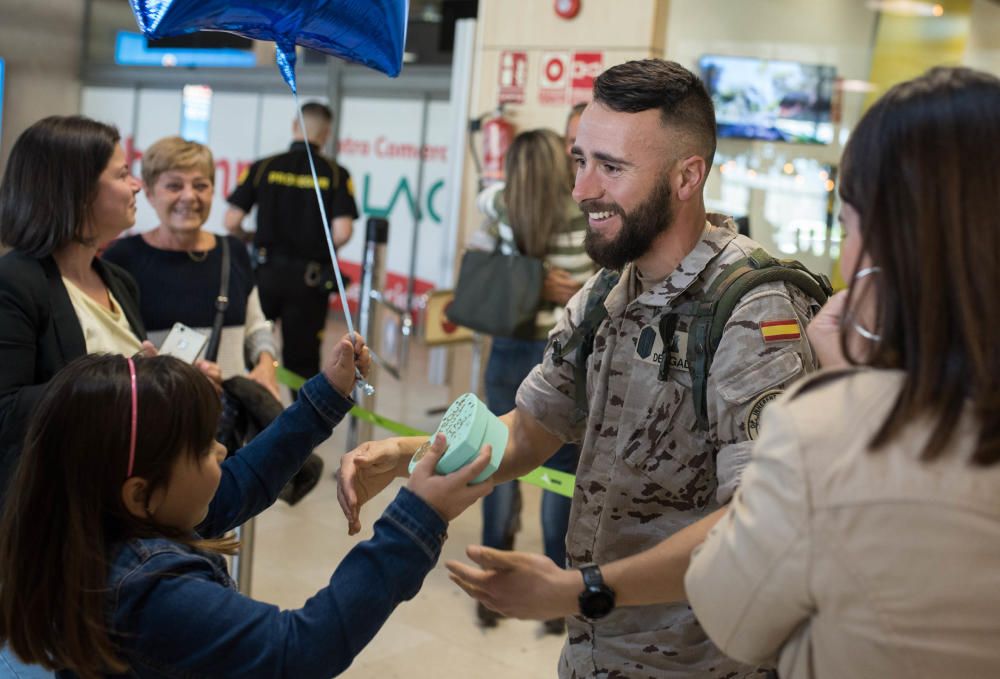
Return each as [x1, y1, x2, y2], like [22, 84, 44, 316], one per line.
[684, 248, 833, 429]
[549, 250, 833, 431]
[552, 269, 620, 423]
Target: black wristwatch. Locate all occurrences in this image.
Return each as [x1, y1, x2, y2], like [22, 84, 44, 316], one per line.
[578, 565, 615, 620]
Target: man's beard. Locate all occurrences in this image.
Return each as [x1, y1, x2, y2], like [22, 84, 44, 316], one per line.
[582, 178, 673, 270]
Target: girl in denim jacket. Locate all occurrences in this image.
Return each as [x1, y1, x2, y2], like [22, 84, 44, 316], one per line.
[0, 335, 494, 678]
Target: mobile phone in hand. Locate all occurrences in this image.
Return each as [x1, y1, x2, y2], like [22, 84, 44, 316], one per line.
[158, 323, 208, 363]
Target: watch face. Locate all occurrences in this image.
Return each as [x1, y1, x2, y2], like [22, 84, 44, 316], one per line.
[581, 589, 615, 619]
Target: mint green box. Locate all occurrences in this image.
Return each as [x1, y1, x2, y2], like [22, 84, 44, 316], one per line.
[408, 393, 506, 483]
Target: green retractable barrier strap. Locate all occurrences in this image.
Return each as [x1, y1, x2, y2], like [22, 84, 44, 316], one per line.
[275, 366, 575, 497]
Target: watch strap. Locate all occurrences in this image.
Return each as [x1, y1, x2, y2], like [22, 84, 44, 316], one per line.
[580, 564, 604, 589]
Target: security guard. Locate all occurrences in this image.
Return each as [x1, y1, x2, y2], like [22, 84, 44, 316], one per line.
[225, 101, 359, 385]
[338, 60, 825, 678]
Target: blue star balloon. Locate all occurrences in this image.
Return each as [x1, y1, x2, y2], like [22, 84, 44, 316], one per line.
[129, 0, 409, 92]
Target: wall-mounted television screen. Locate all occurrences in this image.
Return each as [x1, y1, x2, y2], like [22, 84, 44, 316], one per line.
[699, 55, 836, 145]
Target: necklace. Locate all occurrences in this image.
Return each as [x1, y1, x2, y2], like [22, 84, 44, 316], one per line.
[147, 227, 214, 262]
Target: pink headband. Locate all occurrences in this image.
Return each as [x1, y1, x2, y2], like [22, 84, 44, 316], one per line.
[126, 356, 138, 478]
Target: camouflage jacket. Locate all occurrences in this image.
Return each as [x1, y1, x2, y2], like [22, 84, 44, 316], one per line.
[516, 214, 820, 679]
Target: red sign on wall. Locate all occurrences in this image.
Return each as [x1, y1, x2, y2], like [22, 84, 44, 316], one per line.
[570, 51, 604, 104]
[498, 50, 528, 104]
[539, 51, 570, 106]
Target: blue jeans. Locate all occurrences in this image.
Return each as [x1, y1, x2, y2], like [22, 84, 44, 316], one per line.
[483, 337, 579, 567]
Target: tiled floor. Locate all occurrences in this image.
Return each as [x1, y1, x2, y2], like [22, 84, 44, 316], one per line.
[248, 320, 564, 677]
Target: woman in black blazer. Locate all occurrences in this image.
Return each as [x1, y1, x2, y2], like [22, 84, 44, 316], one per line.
[0, 116, 148, 497]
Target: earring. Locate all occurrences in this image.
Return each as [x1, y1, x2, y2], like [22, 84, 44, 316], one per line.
[854, 266, 881, 280]
[851, 266, 882, 342]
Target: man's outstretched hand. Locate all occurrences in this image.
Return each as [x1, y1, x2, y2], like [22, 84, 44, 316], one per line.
[446, 545, 580, 621]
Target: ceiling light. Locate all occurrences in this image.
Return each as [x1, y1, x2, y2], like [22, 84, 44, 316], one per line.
[865, 1, 945, 17]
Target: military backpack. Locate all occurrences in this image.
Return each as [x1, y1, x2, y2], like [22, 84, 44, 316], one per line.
[552, 247, 833, 429]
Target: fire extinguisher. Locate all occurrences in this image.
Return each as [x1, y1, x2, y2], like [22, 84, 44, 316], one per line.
[480, 106, 515, 184]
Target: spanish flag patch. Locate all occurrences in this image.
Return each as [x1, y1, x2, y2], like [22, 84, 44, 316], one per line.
[760, 319, 801, 343]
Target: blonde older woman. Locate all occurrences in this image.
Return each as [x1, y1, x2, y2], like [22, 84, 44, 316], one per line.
[103, 136, 279, 399]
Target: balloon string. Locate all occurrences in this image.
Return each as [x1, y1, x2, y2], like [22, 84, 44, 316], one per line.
[293, 92, 374, 395]
[294, 91, 355, 338]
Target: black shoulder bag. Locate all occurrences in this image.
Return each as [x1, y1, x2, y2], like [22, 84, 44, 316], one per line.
[446, 242, 544, 339]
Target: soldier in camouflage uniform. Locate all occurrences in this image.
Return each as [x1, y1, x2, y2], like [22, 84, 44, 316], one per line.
[515, 210, 817, 678]
[337, 59, 821, 678]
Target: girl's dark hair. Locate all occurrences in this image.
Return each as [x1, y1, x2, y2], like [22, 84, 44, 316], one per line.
[0, 354, 225, 677]
[838, 66, 1000, 466]
[503, 128, 575, 259]
[0, 115, 120, 257]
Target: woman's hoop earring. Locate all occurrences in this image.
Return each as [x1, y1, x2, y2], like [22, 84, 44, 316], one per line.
[852, 321, 882, 342]
[854, 266, 881, 280]
[851, 266, 882, 342]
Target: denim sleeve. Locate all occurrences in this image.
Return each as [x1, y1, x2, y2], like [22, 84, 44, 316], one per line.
[115, 488, 447, 679]
[198, 374, 353, 536]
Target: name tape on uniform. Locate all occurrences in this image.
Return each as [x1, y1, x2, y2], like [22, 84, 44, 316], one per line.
[635, 325, 690, 371]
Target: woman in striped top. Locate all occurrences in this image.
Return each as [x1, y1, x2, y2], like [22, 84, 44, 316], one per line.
[475, 128, 594, 635]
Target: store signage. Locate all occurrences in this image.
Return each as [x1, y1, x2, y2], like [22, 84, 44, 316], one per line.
[115, 31, 256, 68]
[539, 52, 570, 105]
[571, 51, 604, 104]
[180, 85, 212, 143]
[498, 50, 528, 104]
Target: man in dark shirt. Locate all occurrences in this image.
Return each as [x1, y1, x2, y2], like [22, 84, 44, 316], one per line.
[225, 102, 359, 383]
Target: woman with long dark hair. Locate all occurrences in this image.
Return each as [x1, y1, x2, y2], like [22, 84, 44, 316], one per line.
[686, 66, 1000, 678]
[475, 128, 594, 633]
[0, 116, 149, 498]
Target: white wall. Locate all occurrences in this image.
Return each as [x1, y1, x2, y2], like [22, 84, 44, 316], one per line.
[967, 0, 1000, 73]
[0, 0, 84, 174]
[336, 97, 452, 291]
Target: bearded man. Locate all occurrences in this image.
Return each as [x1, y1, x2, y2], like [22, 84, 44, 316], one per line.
[338, 59, 822, 678]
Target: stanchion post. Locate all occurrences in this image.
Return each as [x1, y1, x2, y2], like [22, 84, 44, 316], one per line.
[347, 217, 390, 451]
[232, 519, 255, 595]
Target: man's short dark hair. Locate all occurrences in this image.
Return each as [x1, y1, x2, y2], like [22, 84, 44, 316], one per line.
[300, 101, 333, 123]
[593, 59, 717, 166]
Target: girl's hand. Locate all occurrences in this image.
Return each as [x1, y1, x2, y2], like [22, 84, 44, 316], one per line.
[322, 333, 371, 397]
[406, 434, 494, 523]
[137, 340, 158, 357]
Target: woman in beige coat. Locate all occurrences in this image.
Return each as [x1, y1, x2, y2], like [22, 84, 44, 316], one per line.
[685, 66, 1000, 678]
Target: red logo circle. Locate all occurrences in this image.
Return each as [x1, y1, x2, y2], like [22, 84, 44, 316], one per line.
[545, 58, 564, 83]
